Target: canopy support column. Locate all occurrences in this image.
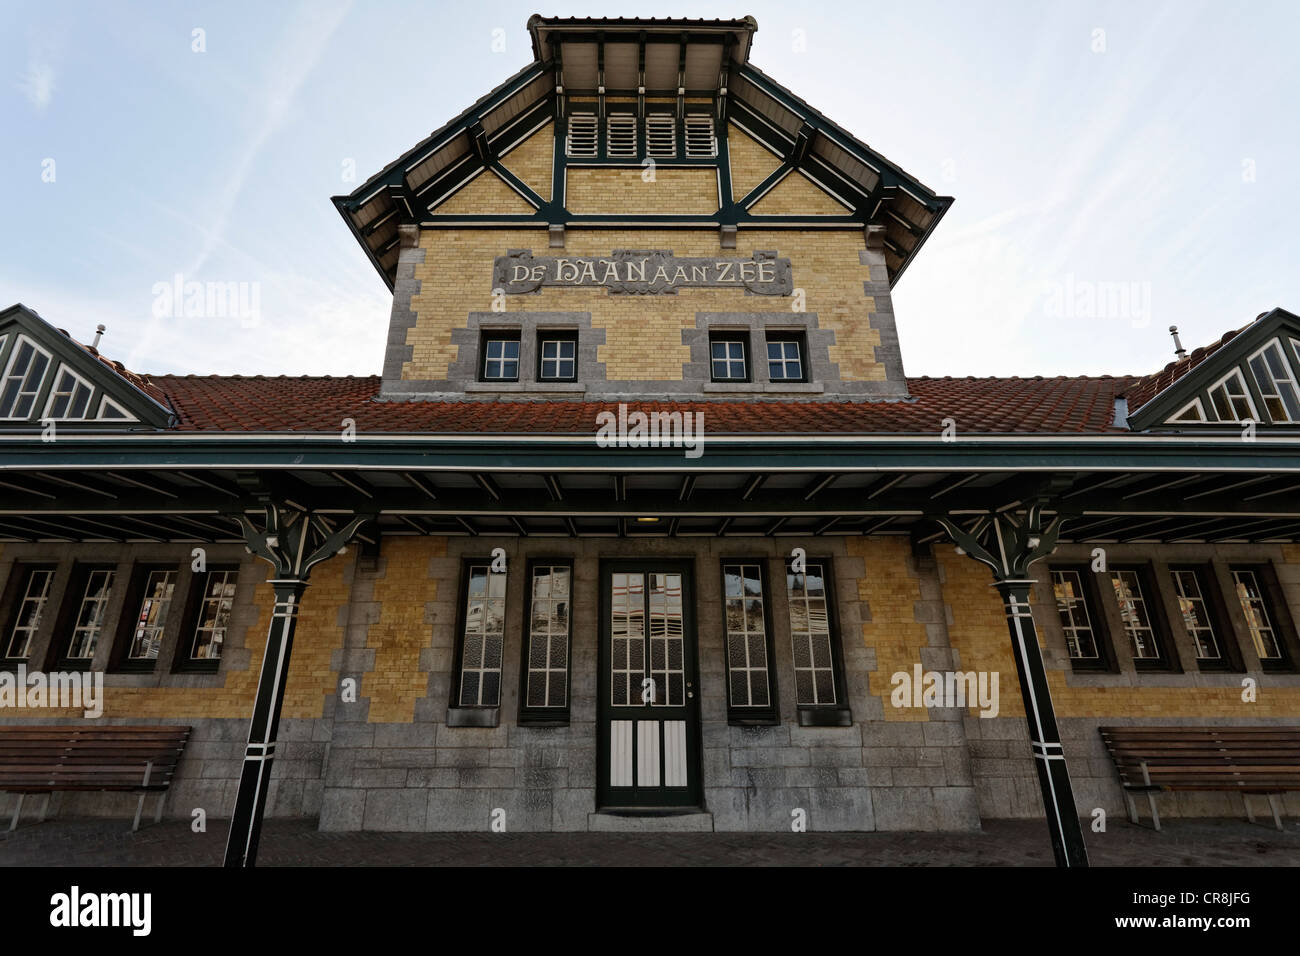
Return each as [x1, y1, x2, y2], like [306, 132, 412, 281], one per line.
[932, 501, 1089, 868]
[223, 501, 368, 868]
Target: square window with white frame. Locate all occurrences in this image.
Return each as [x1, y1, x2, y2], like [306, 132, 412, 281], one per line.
[538, 334, 577, 381]
[710, 335, 749, 381]
[480, 333, 520, 381]
[766, 334, 806, 382]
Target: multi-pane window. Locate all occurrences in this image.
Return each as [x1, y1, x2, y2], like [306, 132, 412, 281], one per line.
[0, 336, 52, 419]
[787, 562, 836, 707]
[1247, 340, 1300, 422]
[1170, 569, 1221, 660]
[5, 568, 54, 659]
[1232, 568, 1284, 661]
[99, 397, 130, 420]
[684, 114, 717, 158]
[457, 563, 506, 708]
[1207, 369, 1256, 422]
[1051, 570, 1099, 660]
[606, 113, 637, 157]
[1110, 570, 1161, 660]
[1168, 399, 1207, 423]
[609, 571, 684, 709]
[538, 337, 576, 381]
[190, 569, 236, 660]
[721, 563, 772, 711]
[766, 337, 804, 382]
[565, 112, 598, 157]
[524, 564, 571, 712]
[481, 336, 520, 381]
[67, 570, 115, 660]
[645, 113, 677, 157]
[126, 570, 175, 660]
[44, 366, 94, 420]
[609, 572, 645, 707]
[710, 337, 748, 381]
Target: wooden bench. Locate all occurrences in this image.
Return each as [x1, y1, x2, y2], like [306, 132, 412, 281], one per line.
[0, 725, 191, 832]
[1099, 726, 1300, 831]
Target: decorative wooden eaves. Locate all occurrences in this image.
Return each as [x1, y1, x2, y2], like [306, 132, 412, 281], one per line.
[0, 304, 176, 431]
[333, 16, 952, 291]
[1127, 308, 1300, 432]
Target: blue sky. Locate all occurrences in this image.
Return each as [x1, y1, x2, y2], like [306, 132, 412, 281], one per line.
[3, 1, 1298, 379]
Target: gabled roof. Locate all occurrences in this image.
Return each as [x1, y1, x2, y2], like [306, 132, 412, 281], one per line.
[1125, 307, 1300, 430]
[333, 14, 951, 290]
[0, 304, 176, 430]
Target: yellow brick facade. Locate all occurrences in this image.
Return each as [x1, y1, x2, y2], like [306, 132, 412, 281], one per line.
[431, 169, 535, 215]
[849, 537, 932, 721]
[564, 167, 719, 215]
[405, 228, 883, 382]
[750, 169, 853, 215]
[6, 555, 353, 721]
[364, 536, 445, 723]
[728, 124, 781, 201]
[500, 123, 553, 201]
[936, 549, 1300, 719]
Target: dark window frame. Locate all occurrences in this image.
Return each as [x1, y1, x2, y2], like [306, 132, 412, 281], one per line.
[708, 331, 751, 383]
[517, 557, 574, 726]
[478, 330, 522, 383]
[447, 556, 508, 728]
[718, 558, 780, 726]
[45, 563, 118, 672]
[173, 564, 240, 674]
[108, 563, 179, 673]
[535, 331, 579, 383]
[1229, 563, 1299, 672]
[764, 331, 809, 383]
[1168, 564, 1245, 672]
[1048, 564, 1118, 673]
[0, 563, 57, 666]
[1107, 564, 1181, 672]
[784, 555, 852, 727]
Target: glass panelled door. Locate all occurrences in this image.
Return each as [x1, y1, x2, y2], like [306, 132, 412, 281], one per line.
[597, 560, 702, 809]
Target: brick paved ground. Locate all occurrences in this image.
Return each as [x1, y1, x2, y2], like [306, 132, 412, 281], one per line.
[1, 817, 1298, 866]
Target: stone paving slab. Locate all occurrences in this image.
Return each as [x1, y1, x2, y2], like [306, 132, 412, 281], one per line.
[2, 818, 1298, 866]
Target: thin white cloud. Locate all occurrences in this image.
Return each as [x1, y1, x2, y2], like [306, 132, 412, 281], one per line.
[17, 34, 59, 111]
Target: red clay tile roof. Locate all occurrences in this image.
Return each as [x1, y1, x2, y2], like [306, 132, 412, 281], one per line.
[149, 373, 1140, 435]
[1123, 325, 1248, 412]
[58, 327, 173, 410]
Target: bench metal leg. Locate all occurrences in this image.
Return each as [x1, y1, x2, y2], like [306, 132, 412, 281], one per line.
[1267, 794, 1283, 832]
[154, 791, 166, 825]
[38, 794, 50, 824]
[1124, 792, 1139, 825]
[1147, 793, 1161, 832]
[1244, 794, 1256, 824]
[131, 792, 147, 833]
[8, 794, 23, 832]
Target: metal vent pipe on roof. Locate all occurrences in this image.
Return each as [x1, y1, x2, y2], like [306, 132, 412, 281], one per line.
[91, 324, 106, 349]
[1169, 325, 1187, 359]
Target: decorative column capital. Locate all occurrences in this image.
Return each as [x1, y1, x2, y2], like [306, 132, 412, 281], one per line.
[930, 499, 1069, 583]
[231, 500, 372, 583]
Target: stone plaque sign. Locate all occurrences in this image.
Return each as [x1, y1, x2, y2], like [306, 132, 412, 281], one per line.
[493, 249, 792, 296]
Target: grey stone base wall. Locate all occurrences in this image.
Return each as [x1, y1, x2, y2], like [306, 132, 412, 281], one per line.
[968, 715, 1300, 821]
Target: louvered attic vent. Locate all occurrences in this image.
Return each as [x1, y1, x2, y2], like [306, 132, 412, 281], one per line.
[684, 114, 717, 158]
[606, 114, 638, 158]
[646, 114, 677, 158]
[566, 112, 598, 157]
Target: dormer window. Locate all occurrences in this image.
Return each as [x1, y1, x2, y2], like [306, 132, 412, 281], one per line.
[44, 365, 94, 420]
[0, 336, 52, 419]
[1247, 340, 1300, 422]
[1206, 368, 1256, 422]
